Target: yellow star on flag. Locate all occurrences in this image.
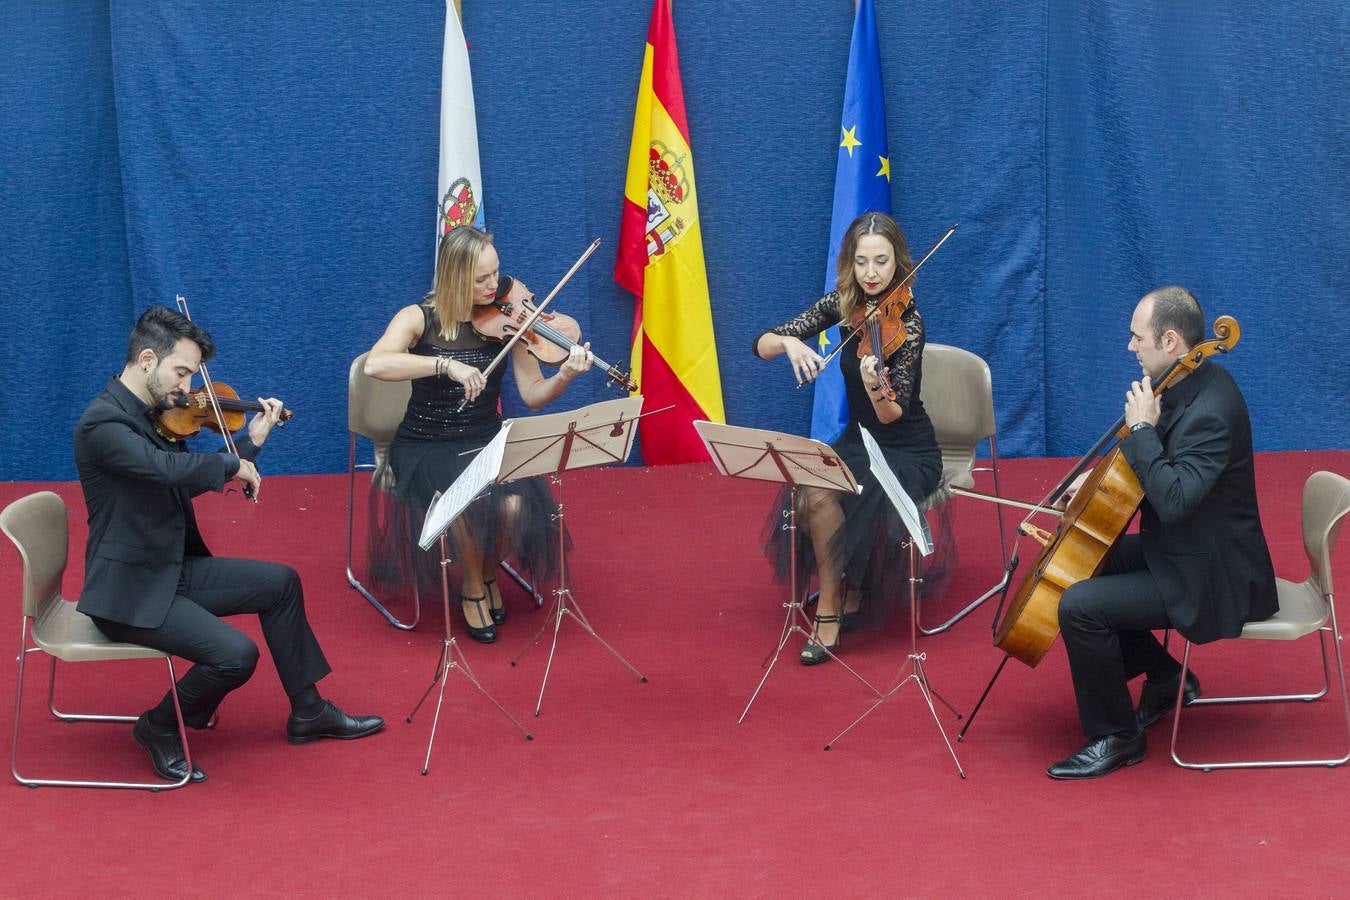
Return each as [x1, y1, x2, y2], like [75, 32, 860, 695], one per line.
[840, 125, 861, 158]
[876, 155, 890, 181]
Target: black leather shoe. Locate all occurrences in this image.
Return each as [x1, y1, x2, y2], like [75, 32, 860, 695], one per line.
[1047, 731, 1147, 780]
[1137, 670, 1202, 729]
[286, 700, 385, 745]
[133, 714, 206, 783]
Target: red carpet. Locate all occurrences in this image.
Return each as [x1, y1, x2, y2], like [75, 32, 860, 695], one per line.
[1, 450, 1347, 897]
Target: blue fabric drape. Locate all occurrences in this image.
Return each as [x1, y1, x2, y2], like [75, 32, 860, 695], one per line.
[1, 1, 1343, 480]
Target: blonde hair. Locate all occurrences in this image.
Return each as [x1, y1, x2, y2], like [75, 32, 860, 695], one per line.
[427, 226, 493, 340]
[834, 212, 913, 321]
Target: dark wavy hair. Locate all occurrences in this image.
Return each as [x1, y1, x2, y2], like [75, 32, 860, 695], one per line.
[124, 305, 216, 365]
[834, 212, 913, 321]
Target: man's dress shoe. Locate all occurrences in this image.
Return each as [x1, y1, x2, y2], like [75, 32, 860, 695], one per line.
[1137, 670, 1202, 729]
[1046, 730, 1147, 780]
[133, 714, 206, 783]
[286, 700, 386, 745]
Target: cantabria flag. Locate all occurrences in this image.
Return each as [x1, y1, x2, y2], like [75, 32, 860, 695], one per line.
[437, 0, 485, 239]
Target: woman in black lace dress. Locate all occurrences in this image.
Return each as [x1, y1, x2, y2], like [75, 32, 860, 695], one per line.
[364, 227, 592, 642]
[754, 212, 945, 664]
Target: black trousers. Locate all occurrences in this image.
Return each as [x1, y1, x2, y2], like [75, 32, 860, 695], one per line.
[92, 557, 331, 728]
[1057, 535, 1182, 739]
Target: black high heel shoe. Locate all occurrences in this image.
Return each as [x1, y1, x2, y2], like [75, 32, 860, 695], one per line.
[459, 595, 497, 643]
[484, 577, 507, 625]
[800, 613, 841, 666]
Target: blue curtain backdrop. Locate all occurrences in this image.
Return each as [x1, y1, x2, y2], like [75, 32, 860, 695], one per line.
[1, 0, 1344, 481]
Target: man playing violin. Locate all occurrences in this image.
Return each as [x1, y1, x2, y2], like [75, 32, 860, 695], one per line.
[75, 306, 384, 784]
[1047, 286, 1277, 779]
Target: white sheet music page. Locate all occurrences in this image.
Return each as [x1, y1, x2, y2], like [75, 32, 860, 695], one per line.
[418, 421, 513, 550]
[859, 426, 932, 556]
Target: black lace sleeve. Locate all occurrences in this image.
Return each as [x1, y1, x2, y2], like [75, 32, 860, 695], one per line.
[881, 304, 925, 405]
[752, 293, 843, 357]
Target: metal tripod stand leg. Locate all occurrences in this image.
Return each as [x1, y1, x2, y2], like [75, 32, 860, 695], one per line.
[511, 473, 646, 717]
[739, 491, 881, 724]
[407, 538, 532, 775]
[822, 541, 966, 778]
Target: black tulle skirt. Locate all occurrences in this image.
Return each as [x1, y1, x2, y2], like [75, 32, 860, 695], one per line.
[366, 437, 565, 602]
[762, 424, 955, 632]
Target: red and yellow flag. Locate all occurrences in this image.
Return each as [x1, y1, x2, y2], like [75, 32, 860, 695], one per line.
[615, 0, 724, 465]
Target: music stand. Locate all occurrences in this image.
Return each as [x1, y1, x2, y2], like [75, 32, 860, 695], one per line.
[504, 396, 649, 716]
[692, 421, 881, 723]
[822, 427, 965, 778]
[407, 425, 533, 775]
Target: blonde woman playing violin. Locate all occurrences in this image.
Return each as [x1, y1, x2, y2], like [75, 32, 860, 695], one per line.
[365, 227, 592, 642]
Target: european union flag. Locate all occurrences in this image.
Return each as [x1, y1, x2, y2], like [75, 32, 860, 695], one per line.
[810, 0, 892, 444]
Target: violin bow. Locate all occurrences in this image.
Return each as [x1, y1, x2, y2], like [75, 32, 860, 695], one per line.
[814, 224, 958, 372]
[456, 237, 602, 412]
[176, 294, 257, 502]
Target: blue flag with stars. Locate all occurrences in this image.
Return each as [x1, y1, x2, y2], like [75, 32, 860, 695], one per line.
[810, 0, 892, 444]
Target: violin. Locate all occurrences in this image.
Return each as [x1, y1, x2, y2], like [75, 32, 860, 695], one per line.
[471, 295, 638, 393]
[155, 382, 294, 442]
[992, 316, 1242, 667]
[851, 281, 914, 401]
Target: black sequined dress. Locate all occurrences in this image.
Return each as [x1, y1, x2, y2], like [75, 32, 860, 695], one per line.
[368, 303, 562, 598]
[753, 291, 953, 626]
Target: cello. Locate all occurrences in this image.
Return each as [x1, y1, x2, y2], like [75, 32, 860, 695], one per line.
[992, 315, 1242, 667]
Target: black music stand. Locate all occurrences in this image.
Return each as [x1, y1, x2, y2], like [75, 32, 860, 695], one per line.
[504, 396, 649, 716]
[692, 421, 881, 723]
[407, 426, 534, 774]
[821, 427, 965, 777]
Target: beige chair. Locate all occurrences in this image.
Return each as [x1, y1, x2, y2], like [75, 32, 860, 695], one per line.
[3, 491, 194, 791]
[916, 343, 1011, 634]
[346, 351, 422, 629]
[345, 352, 541, 630]
[1170, 470, 1350, 771]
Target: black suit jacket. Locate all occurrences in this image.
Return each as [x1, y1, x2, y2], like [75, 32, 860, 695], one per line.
[74, 378, 257, 629]
[1119, 361, 1277, 644]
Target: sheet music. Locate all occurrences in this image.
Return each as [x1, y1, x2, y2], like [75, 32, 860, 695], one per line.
[859, 426, 932, 556]
[418, 421, 512, 551]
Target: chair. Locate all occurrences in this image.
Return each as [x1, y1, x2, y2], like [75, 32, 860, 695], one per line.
[345, 352, 542, 630]
[1170, 470, 1350, 771]
[915, 343, 1011, 634]
[4, 491, 194, 790]
[346, 351, 422, 629]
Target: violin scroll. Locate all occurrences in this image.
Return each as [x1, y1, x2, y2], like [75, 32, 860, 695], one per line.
[1168, 315, 1242, 382]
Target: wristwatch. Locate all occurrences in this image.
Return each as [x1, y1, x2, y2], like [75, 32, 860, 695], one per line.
[1129, 421, 1152, 434]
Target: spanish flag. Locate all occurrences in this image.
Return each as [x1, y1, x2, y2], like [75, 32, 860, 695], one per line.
[615, 0, 725, 465]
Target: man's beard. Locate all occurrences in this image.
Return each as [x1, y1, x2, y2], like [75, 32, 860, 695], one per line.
[146, 367, 180, 410]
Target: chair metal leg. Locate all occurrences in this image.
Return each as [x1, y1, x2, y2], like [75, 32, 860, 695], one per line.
[1170, 609, 1350, 771]
[12, 619, 194, 791]
[500, 560, 545, 609]
[919, 439, 1012, 635]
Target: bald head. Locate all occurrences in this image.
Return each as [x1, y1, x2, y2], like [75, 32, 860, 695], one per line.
[1143, 286, 1205, 350]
